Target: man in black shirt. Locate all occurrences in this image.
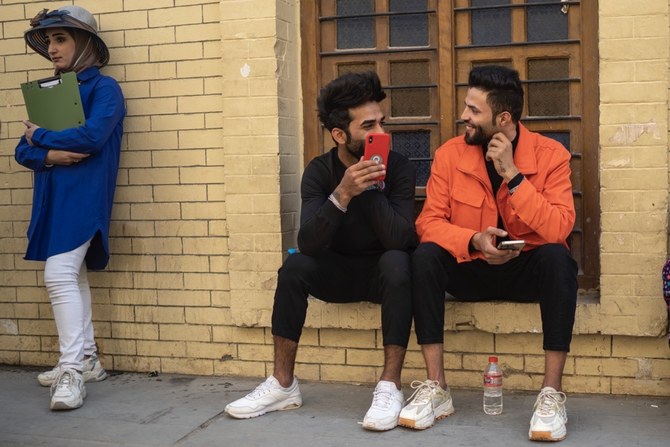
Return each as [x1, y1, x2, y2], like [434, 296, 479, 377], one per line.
[225, 71, 417, 431]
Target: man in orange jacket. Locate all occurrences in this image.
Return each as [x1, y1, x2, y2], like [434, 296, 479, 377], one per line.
[398, 65, 578, 442]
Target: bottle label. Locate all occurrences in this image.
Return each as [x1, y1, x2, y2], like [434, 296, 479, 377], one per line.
[484, 374, 502, 387]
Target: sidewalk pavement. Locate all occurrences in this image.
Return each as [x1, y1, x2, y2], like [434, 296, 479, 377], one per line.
[1, 364, 668, 447]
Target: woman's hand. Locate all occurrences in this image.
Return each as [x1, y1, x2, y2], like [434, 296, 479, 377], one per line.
[22, 120, 40, 146]
[45, 149, 90, 166]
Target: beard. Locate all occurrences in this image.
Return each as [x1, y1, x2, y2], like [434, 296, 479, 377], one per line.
[345, 135, 365, 159]
[464, 122, 492, 146]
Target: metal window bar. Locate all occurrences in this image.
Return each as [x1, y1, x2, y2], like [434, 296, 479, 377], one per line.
[453, 1, 579, 12]
[320, 47, 436, 56]
[455, 39, 578, 48]
[383, 84, 438, 89]
[383, 121, 440, 126]
[455, 78, 579, 87]
[455, 115, 581, 123]
[320, 10, 436, 21]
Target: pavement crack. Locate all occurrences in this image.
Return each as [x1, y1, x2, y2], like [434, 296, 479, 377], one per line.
[171, 409, 227, 445]
[139, 407, 173, 424]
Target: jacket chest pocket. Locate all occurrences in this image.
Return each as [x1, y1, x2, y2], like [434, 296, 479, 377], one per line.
[451, 187, 486, 229]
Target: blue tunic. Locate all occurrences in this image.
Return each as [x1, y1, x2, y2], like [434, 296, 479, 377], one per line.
[15, 66, 125, 270]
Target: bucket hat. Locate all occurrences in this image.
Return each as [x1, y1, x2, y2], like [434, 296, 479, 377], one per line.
[24, 6, 109, 67]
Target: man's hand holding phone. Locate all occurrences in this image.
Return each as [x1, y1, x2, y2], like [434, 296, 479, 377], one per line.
[471, 227, 522, 265]
[332, 133, 389, 208]
[333, 158, 386, 208]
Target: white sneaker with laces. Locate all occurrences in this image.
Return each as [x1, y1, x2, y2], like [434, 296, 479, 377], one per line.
[38, 354, 108, 386]
[225, 376, 302, 419]
[528, 386, 568, 441]
[50, 368, 86, 411]
[362, 380, 404, 431]
[398, 380, 455, 429]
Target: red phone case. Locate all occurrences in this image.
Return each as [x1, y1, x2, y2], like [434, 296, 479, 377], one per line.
[364, 133, 390, 181]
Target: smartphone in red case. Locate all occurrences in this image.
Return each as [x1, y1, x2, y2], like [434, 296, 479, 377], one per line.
[364, 133, 390, 181]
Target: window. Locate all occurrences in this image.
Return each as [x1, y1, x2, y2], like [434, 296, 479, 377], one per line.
[301, 0, 599, 289]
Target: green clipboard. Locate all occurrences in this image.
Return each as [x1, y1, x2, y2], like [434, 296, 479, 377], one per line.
[20, 72, 86, 131]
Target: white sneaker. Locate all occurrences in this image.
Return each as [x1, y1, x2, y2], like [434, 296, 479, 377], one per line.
[529, 386, 568, 441]
[362, 380, 404, 431]
[398, 380, 455, 430]
[83, 354, 108, 383]
[50, 368, 86, 411]
[38, 354, 108, 387]
[225, 376, 302, 419]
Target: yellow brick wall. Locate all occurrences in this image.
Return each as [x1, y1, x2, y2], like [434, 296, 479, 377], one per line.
[0, 1, 669, 396]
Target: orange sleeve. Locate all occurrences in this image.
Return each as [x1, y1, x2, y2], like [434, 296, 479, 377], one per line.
[416, 145, 478, 262]
[506, 148, 575, 245]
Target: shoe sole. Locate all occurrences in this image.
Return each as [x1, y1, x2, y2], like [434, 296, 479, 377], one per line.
[398, 407, 455, 430]
[529, 430, 566, 442]
[362, 423, 397, 432]
[362, 417, 399, 431]
[225, 399, 302, 419]
[50, 388, 87, 411]
[50, 398, 84, 410]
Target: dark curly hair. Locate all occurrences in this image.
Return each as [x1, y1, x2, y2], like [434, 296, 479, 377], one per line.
[317, 71, 386, 133]
[468, 65, 524, 123]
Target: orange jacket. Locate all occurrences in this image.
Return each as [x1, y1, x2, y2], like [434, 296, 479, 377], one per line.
[416, 124, 575, 263]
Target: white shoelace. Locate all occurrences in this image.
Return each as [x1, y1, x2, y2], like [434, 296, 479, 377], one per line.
[247, 378, 275, 399]
[535, 389, 566, 416]
[406, 380, 440, 406]
[371, 388, 395, 409]
[52, 369, 75, 393]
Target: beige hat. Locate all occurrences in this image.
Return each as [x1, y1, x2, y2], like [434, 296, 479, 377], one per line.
[24, 6, 109, 67]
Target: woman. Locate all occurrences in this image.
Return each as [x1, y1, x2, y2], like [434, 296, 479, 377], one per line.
[15, 6, 125, 411]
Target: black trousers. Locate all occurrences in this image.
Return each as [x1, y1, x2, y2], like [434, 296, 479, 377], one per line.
[272, 249, 413, 348]
[412, 242, 578, 352]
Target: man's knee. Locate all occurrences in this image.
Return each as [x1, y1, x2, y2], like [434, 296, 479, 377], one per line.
[412, 242, 449, 275]
[377, 250, 411, 287]
[533, 244, 578, 277]
[277, 253, 318, 283]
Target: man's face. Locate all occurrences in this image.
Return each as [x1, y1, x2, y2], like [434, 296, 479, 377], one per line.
[343, 101, 385, 159]
[461, 87, 499, 146]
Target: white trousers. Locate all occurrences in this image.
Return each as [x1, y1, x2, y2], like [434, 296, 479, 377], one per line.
[44, 239, 96, 371]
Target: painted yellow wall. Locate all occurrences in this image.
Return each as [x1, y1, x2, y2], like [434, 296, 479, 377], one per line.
[0, 0, 668, 396]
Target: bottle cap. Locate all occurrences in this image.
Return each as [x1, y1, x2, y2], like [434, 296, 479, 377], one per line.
[488, 356, 498, 363]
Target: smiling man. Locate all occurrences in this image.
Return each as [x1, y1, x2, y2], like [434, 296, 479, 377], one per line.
[224, 71, 418, 431]
[402, 65, 578, 442]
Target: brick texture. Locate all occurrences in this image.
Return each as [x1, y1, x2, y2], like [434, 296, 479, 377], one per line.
[0, 1, 667, 398]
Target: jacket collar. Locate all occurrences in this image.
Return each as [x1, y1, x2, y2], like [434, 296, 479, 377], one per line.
[513, 123, 538, 175]
[75, 66, 100, 82]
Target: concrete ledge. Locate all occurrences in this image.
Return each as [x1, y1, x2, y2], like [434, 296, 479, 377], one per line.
[302, 294, 667, 337]
[231, 292, 668, 337]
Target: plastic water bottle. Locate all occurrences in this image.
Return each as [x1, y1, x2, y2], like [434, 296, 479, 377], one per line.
[483, 356, 503, 415]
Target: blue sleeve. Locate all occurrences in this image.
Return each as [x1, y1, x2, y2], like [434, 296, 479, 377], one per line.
[15, 136, 49, 171]
[30, 78, 124, 154]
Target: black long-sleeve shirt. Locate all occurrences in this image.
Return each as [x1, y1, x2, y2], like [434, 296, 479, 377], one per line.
[297, 147, 418, 257]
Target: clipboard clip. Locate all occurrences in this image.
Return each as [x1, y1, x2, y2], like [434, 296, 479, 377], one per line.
[38, 75, 63, 89]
